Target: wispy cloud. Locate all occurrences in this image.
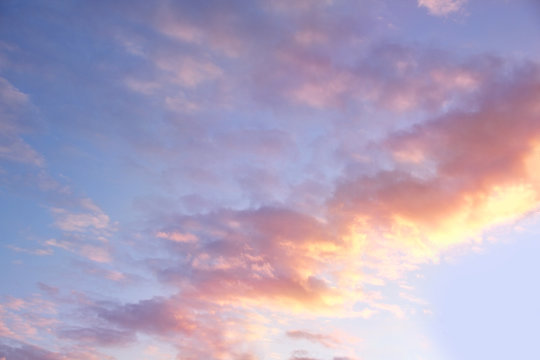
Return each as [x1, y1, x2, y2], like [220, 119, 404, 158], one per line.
[0, 78, 43, 167]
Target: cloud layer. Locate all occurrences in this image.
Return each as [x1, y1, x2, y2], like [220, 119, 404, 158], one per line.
[1, 0, 539, 359]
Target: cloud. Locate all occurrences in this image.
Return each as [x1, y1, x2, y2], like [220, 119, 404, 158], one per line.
[0, 342, 62, 360]
[46, 198, 114, 263]
[0, 341, 114, 360]
[288, 350, 356, 360]
[114, 60, 540, 355]
[93, 297, 196, 336]
[418, 0, 467, 16]
[150, 207, 354, 314]
[37, 283, 60, 297]
[289, 350, 321, 360]
[6, 244, 53, 256]
[286, 330, 341, 348]
[2, 1, 540, 359]
[0, 77, 43, 167]
[156, 231, 198, 243]
[50, 198, 110, 233]
[155, 56, 223, 88]
[0, 136, 44, 167]
[330, 60, 540, 277]
[82, 295, 268, 359]
[70, 260, 129, 282]
[57, 327, 135, 346]
[0, 295, 57, 343]
[134, 58, 540, 334]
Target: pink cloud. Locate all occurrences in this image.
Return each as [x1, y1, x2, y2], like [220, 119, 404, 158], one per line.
[83, 295, 264, 359]
[329, 62, 540, 279]
[94, 297, 197, 336]
[0, 295, 57, 344]
[287, 330, 341, 348]
[45, 198, 114, 263]
[50, 199, 110, 233]
[3, 1, 540, 359]
[57, 327, 135, 347]
[151, 207, 347, 310]
[156, 231, 198, 243]
[418, 0, 467, 16]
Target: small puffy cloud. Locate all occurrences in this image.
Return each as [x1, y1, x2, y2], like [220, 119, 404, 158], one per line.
[156, 231, 198, 243]
[418, 0, 467, 16]
[286, 330, 341, 348]
[289, 350, 320, 360]
[72, 261, 128, 282]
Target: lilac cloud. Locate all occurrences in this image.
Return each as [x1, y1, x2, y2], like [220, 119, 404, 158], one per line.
[418, 0, 467, 16]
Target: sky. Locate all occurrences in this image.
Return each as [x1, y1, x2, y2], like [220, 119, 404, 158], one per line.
[1, 0, 540, 359]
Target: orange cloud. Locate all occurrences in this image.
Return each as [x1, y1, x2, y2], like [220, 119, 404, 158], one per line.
[331, 66, 540, 277]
